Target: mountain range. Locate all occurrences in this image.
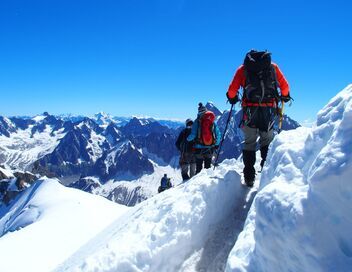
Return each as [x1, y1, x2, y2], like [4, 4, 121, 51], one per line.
[1, 85, 351, 272]
[0, 103, 300, 205]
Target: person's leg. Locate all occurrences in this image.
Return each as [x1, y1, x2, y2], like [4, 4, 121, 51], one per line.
[259, 129, 274, 169]
[189, 162, 196, 178]
[242, 125, 258, 151]
[193, 150, 202, 174]
[196, 158, 203, 174]
[241, 125, 258, 186]
[203, 149, 213, 169]
[184, 152, 196, 179]
[195, 151, 204, 174]
[204, 157, 212, 169]
[259, 146, 269, 169]
[180, 163, 190, 181]
[242, 150, 256, 186]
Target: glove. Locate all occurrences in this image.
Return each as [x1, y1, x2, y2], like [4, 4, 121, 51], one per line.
[226, 93, 239, 105]
[281, 95, 291, 103]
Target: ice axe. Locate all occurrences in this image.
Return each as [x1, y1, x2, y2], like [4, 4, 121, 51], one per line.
[213, 103, 235, 170]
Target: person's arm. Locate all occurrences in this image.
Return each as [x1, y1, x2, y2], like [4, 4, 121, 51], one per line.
[273, 63, 290, 97]
[187, 120, 198, 142]
[227, 65, 245, 100]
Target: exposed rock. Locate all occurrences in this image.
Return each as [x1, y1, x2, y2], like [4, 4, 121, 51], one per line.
[104, 123, 123, 146]
[131, 132, 179, 165]
[14, 171, 38, 186]
[70, 177, 101, 193]
[107, 185, 147, 207]
[93, 141, 154, 181]
[0, 116, 17, 137]
[121, 117, 172, 137]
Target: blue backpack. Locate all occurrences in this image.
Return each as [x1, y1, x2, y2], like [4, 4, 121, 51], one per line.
[161, 177, 171, 188]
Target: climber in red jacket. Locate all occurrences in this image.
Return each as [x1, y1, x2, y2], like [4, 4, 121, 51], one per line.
[226, 50, 291, 187]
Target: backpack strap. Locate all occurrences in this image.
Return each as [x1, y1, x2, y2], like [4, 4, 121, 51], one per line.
[271, 65, 278, 93]
[211, 123, 216, 145]
[243, 67, 249, 98]
[197, 117, 202, 144]
[270, 64, 280, 108]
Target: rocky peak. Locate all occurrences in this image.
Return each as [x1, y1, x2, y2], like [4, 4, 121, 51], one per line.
[0, 116, 17, 137]
[75, 117, 103, 134]
[205, 102, 223, 117]
[104, 122, 123, 146]
[121, 117, 169, 137]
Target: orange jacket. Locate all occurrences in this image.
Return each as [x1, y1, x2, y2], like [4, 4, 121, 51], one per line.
[227, 63, 289, 107]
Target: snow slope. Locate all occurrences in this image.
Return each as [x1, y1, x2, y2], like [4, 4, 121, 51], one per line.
[0, 125, 65, 170]
[94, 163, 182, 206]
[56, 159, 250, 272]
[226, 84, 352, 271]
[0, 179, 128, 272]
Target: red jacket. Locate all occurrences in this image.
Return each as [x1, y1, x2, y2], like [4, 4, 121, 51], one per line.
[227, 63, 290, 107]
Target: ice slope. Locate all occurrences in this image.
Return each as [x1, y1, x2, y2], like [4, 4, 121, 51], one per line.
[0, 179, 128, 272]
[226, 84, 352, 272]
[56, 160, 249, 272]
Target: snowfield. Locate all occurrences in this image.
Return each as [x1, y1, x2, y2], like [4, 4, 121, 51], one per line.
[226, 84, 352, 272]
[56, 161, 249, 272]
[0, 179, 128, 272]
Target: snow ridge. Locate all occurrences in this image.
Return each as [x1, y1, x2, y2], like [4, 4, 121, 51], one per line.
[0, 179, 128, 272]
[56, 162, 243, 272]
[226, 84, 352, 272]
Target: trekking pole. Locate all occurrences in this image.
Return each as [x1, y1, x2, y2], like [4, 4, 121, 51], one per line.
[278, 100, 285, 133]
[213, 103, 235, 170]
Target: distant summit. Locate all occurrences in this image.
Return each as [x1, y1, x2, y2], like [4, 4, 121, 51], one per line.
[205, 102, 223, 117]
[93, 111, 115, 127]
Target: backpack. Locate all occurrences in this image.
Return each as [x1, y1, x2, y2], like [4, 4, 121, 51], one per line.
[243, 50, 279, 103]
[161, 177, 172, 189]
[197, 111, 216, 146]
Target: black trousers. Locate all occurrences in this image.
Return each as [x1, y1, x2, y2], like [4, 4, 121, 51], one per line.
[195, 149, 213, 174]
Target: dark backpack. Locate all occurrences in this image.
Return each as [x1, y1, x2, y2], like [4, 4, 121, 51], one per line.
[243, 50, 279, 103]
[161, 177, 172, 189]
[197, 111, 216, 146]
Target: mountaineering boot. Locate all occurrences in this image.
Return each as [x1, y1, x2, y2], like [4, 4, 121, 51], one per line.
[243, 150, 256, 187]
[260, 145, 269, 170]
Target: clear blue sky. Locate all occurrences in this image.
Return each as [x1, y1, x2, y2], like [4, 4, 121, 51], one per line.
[0, 0, 351, 124]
